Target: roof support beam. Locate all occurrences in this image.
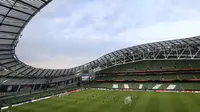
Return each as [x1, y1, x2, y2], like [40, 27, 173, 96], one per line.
[0, 3, 32, 16]
[3, 65, 24, 77]
[18, 0, 39, 10]
[0, 13, 27, 22]
[1, 23, 24, 28]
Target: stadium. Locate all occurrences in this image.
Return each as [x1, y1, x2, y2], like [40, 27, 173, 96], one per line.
[0, 0, 200, 112]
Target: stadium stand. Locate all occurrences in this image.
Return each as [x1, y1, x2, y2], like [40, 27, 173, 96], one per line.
[1, 0, 200, 109]
[163, 75, 178, 79]
[95, 74, 200, 81]
[177, 75, 195, 80]
[100, 60, 200, 73]
[89, 82, 200, 90]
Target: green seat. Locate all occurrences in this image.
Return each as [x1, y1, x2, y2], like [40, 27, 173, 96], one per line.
[100, 60, 200, 73]
[177, 75, 195, 80]
[163, 75, 177, 79]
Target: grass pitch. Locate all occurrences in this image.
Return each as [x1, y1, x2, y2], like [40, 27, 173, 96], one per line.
[4, 90, 200, 112]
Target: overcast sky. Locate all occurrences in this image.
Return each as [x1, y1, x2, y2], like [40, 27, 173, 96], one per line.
[16, 0, 200, 69]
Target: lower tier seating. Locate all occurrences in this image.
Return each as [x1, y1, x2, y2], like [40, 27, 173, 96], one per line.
[1, 88, 76, 106]
[89, 82, 200, 91]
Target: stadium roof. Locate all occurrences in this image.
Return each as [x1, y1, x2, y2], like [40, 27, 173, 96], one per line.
[0, 0, 200, 78]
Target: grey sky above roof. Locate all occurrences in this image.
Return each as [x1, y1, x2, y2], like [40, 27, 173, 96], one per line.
[15, 0, 200, 69]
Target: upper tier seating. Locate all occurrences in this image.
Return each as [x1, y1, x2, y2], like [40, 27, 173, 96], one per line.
[101, 60, 200, 73]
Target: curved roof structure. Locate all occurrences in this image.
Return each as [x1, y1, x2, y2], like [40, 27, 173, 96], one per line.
[0, 0, 200, 79]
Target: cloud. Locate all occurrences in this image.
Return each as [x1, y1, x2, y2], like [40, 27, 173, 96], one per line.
[16, 0, 200, 69]
[115, 20, 200, 45]
[26, 55, 91, 69]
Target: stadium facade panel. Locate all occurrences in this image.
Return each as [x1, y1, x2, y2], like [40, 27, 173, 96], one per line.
[0, 0, 200, 83]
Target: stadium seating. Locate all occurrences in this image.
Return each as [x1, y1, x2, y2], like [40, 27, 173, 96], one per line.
[134, 76, 148, 80]
[163, 75, 178, 79]
[95, 76, 113, 80]
[101, 60, 200, 73]
[89, 82, 200, 91]
[181, 83, 200, 90]
[112, 76, 125, 80]
[95, 74, 199, 81]
[1, 88, 77, 106]
[177, 75, 195, 80]
[194, 75, 200, 79]
[149, 75, 162, 80]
